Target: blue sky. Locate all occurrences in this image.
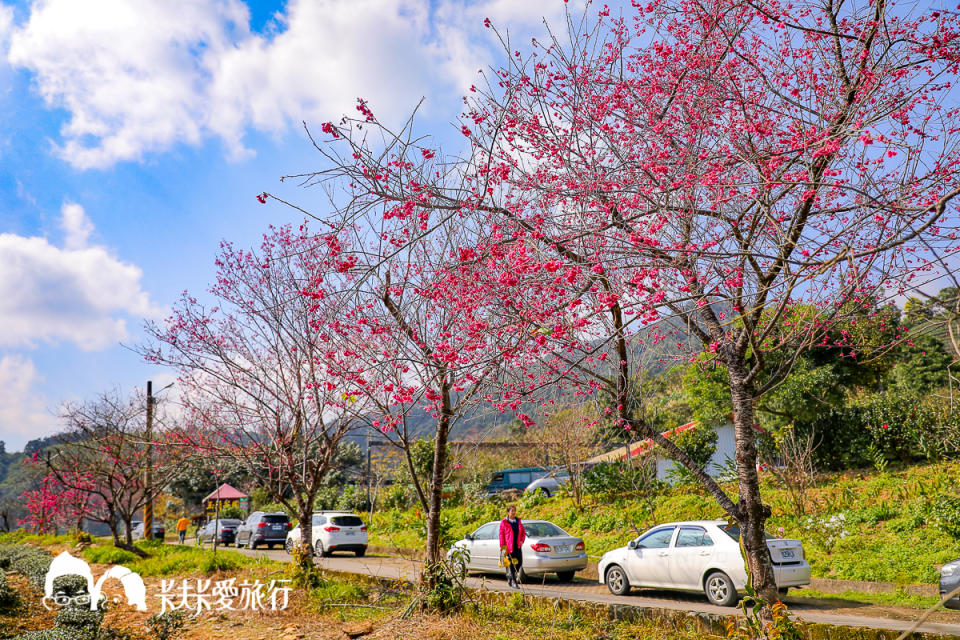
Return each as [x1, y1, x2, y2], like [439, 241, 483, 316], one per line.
[0, 0, 573, 451]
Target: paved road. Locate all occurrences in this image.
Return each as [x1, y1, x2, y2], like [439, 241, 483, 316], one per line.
[187, 541, 960, 636]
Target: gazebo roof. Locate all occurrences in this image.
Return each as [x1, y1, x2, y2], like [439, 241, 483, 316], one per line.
[202, 483, 248, 502]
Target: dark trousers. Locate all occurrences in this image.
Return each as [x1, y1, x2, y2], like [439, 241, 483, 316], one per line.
[178, 530, 186, 543]
[505, 548, 523, 582]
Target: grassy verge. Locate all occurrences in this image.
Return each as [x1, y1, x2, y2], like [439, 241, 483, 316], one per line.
[788, 588, 942, 610]
[0, 530, 278, 577]
[369, 459, 960, 586]
[82, 538, 274, 576]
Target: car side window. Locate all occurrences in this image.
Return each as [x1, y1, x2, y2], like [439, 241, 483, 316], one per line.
[510, 472, 531, 485]
[473, 523, 498, 540]
[312, 515, 324, 526]
[675, 526, 713, 547]
[636, 527, 675, 549]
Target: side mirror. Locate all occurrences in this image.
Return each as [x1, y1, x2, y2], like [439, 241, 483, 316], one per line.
[464, 533, 474, 541]
[628, 540, 638, 550]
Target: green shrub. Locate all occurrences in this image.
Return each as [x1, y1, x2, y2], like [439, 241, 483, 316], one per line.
[582, 462, 659, 497]
[379, 485, 412, 511]
[0, 572, 16, 608]
[849, 502, 900, 525]
[145, 611, 187, 640]
[669, 425, 718, 469]
[82, 546, 138, 566]
[200, 552, 245, 573]
[337, 485, 370, 512]
[415, 513, 456, 549]
[929, 495, 960, 539]
[0, 544, 53, 589]
[218, 505, 244, 520]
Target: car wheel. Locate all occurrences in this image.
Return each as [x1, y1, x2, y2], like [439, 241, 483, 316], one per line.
[541, 489, 551, 498]
[235, 535, 242, 548]
[284, 538, 293, 554]
[605, 564, 630, 596]
[355, 547, 366, 558]
[267, 543, 274, 550]
[516, 568, 531, 584]
[556, 570, 575, 583]
[248, 537, 257, 550]
[704, 571, 738, 607]
[315, 540, 327, 557]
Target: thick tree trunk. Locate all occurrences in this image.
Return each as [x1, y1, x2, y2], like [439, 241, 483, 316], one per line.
[123, 516, 134, 546]
[297, 497, 314, 570]
[728, 361, 779, 605]
[423, 385, 452, 586]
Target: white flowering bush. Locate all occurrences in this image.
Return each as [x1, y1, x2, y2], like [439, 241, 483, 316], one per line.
[800, 513, 850, 553]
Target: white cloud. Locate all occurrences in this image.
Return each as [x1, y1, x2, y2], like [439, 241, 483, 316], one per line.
[5, 0, 568, 169]
[0, 354, 57, 443]
[0, 4, 12, 45]
[59, 201, 93, 249]
[0, 204, 163, 350]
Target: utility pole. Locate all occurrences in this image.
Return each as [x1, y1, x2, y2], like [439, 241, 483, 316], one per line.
[144, 381, 154, 541]
[364, 433, 373, 510]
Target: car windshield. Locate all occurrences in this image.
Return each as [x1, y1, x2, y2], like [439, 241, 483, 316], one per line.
[721, 525, 775, 541]
[524, 522, 565, 537]
[330, 516, 364, 527]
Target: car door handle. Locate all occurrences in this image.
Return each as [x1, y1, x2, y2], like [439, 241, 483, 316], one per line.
[657, 552, 669, 557]
[698, 551, 711, 556]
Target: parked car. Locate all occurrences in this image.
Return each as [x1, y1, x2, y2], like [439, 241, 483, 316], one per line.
[285, 511, 368, 557]
[447, 519, 587, 583]
[234, 512, 290, 549]
[941, 558, 960, 610]
[525, 471, 570, 498]
[598, 520, 810, 606]
[196, 518, 242, 546]
[483, 467, 550, 496]
[130, 521, 166, 541]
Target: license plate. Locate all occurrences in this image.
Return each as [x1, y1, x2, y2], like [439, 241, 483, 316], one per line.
[344, 532, 355, 537]
[781, 550, 795, 558]
[554, 545, 569, 553]
[272, 525, 282, 530]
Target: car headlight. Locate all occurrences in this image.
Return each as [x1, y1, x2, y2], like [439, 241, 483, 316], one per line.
[943, 563, 959, 577]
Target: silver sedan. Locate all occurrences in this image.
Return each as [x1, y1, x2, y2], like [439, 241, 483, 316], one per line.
[448, 519, 587, 583]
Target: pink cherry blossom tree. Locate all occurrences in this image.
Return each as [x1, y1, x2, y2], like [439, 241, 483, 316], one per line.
[42, 389, 182, 552]
[284, 203, 524, 585]
[142, 226, 361, 566]
[280, 0, 960, 606]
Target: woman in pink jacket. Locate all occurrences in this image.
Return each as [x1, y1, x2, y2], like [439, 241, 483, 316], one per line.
[499, 505, 526, 588]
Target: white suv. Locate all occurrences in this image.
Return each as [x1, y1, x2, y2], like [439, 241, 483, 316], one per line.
[285, 511, 368, 557]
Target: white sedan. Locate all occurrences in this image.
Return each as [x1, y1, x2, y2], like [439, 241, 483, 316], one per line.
[448, 520, 587, 583]
[598, 520, 811, 606]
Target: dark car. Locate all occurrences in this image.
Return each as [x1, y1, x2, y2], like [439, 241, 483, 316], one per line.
[941, 559, 960, 609]
[131, 521, 166, 541]
[235, 512, 290, 549]
[197, 519, 242, 546]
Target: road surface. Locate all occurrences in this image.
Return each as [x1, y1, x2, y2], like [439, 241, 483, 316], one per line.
[185, 541, 960, 636]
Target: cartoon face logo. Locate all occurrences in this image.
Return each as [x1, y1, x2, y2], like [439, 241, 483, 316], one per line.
[44, 551, 147, 611]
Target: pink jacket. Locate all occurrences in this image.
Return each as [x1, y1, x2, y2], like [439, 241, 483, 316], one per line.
[498, 518, 526, 551]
